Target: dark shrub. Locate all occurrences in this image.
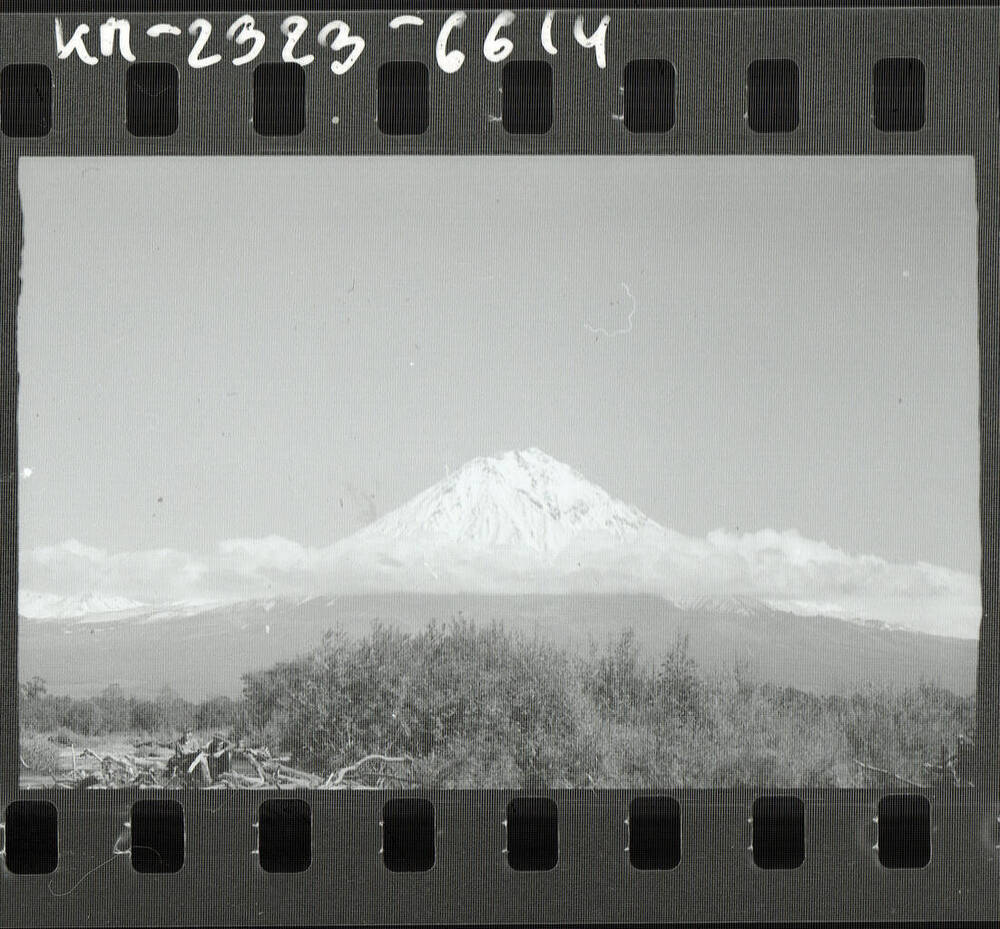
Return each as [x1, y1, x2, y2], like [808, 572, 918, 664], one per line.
[96, 684, 130, 731]
[130, 699, 168, 733]
[241, 618, 593, 787]
[194, 695, 240, 730]
[586, 628, 653, 722]
[653, 632, 703, 722]
[64, 700, 104, 736]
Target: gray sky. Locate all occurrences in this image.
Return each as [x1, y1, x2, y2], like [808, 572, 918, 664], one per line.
[17, 155, 979, 574]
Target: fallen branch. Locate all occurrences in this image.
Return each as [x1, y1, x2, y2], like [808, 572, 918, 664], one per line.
[321, 753, 413, 789]
[854, 759, 925, 788]
[26, 733, 417, 791]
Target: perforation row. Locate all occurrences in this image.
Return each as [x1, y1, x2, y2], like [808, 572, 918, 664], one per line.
[1, 794, 954, 876]
[0, 56, 929, 138]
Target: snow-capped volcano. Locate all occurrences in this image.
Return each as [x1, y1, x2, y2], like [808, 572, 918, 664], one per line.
[349, 448, 659, 557]
[17, 449, 981, 638]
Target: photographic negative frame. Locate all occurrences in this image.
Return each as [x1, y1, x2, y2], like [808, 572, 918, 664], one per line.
[0, 4, 998, 925]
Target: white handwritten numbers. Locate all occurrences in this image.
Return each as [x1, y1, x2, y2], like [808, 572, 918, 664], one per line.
[52, 12, 612, 72]
[316, 21, 366, 76]
[435, 12, 467, 74]
[186, 18, 221, 69]
[279, 16, 314, 67]
[225, 15, 266, 68]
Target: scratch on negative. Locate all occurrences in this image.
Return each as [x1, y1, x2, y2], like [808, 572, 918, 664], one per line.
[48, 854, 123, 897]
[585, 282, 637, 337]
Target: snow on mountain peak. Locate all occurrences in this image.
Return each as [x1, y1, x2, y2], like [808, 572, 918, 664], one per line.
[18, 589, 147, 620]
[350, 448, 659, 556]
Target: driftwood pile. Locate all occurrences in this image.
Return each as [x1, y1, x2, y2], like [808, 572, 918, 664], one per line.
[46, 731, 414, 790]
[854, 734, 976, 789]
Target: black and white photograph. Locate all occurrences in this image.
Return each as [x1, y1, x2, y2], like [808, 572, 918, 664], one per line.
[16, 154, 980, 790]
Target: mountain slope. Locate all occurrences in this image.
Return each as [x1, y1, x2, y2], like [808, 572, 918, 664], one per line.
[17, 593, 978, 700]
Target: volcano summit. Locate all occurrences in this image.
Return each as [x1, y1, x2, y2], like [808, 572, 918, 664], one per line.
[349, 447, 658, 555]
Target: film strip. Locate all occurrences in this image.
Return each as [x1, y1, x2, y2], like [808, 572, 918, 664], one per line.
[0, 5, 998, 925]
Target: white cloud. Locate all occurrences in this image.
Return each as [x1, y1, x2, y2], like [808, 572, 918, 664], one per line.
[217, 535, 319, 574]
[19, 526, 982, 639]
[638, 528, 980, 637]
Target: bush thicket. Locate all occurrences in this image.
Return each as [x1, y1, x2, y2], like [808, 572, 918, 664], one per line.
[233, 619, 974, 788]
[19, 680, 239, 738]
[20, 620, 975, 788]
